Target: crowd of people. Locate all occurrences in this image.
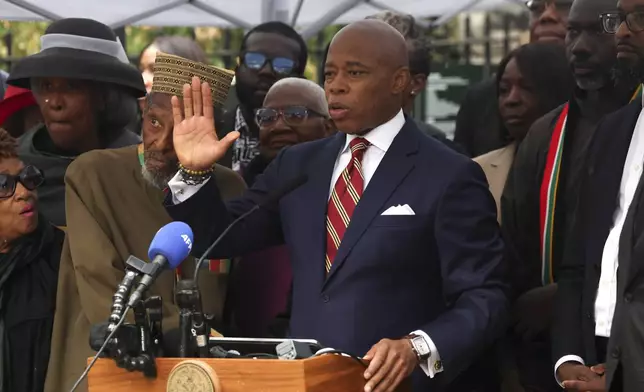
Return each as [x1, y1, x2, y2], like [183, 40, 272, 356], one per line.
[1, 0, 644, 391]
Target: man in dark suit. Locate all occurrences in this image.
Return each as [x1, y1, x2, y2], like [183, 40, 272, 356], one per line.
[165, 20, 508, 392]
[552, 1, 644, 390]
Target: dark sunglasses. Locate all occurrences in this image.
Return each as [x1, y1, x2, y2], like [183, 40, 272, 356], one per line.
[601, 11, 644, 33]
[0, 165, 44, 199]
[255, 106, 324, 127]
[525, 0, 573, 14]
[241, 52, 296, 75]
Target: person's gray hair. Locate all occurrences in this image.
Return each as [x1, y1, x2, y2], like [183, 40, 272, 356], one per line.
[266, 77, 329, 117]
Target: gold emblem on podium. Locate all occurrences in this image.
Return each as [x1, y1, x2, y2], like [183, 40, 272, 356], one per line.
[167, 360, 220, 392]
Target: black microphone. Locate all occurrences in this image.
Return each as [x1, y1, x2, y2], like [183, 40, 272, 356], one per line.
[192, 174, 309, 281]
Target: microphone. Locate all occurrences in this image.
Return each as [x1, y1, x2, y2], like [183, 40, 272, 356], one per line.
[192, 174, 309, 281]
[128, 222, 194, 307]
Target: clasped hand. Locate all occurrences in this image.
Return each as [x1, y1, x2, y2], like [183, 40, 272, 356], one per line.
[559, 362, 606, 392]
[171, 76, 239, 171]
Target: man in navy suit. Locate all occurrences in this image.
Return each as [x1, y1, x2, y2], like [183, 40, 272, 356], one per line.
[165, 20, 509, 392]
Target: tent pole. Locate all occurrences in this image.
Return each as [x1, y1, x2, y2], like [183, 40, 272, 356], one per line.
[192, 0, 253, 29]
[5, 0, 61, 20]
[109, 0, 188, 28]
[262, 0, 290, 23]
[290, 0, 305, 26]
[298, 0, 364, 40]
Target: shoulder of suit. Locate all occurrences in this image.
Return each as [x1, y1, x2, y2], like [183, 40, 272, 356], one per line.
[66, 145, 138, 181]
[213, 164, 247, 195]
[598, 99, 641, 126]
[473, 145, 508, 164]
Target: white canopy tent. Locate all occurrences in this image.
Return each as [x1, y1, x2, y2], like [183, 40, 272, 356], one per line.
[0, 0, 524, 39]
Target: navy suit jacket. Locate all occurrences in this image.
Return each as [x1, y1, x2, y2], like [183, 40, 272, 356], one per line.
[166, 119, 509, 389]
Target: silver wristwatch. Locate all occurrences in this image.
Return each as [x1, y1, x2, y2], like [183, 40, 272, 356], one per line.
[406, 334, 431, 362]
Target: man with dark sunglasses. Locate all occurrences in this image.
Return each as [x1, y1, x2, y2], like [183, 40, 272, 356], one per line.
[454, 0, 572, 159]
[216, 21, 308, 177]
[552, 1, 644, 391]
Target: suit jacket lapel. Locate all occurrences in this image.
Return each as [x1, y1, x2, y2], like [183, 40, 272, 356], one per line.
[304, 133, 345, 288]
[325, 121, 420, 284]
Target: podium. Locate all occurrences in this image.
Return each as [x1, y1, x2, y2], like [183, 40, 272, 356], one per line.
[87, 356, 411, 392]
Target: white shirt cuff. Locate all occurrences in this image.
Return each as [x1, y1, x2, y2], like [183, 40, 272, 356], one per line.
[553, 355, 585, 387]
[167, 171, 210, 204]
[411, 330, 443, 378]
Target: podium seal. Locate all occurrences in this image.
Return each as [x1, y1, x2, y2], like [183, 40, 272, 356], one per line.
[167, 360, 220, 392]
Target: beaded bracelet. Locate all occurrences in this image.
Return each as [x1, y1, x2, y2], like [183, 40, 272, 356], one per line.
[178, 163, 215, 185]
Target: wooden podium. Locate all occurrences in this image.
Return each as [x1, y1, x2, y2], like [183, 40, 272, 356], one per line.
[88, 356, 411, 392]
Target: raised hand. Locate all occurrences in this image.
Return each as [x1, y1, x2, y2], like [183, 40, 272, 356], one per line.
[172, 76, 239, 171]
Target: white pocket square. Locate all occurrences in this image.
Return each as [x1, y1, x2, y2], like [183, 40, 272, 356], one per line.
[381, 204, 415, 216]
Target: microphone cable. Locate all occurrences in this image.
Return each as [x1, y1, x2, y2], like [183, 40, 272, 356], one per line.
[69, 305, 131, 392]
[192, 205, 260, 282]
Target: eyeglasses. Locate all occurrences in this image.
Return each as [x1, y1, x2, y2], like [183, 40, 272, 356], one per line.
[525, 0, 573, 14]
[255, 106, 324, 127]
[600, 11, 644, 33]
[0, 165, 44, 199]
[241, 52, 297, 75]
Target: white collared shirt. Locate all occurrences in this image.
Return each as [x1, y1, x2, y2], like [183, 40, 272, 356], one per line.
[554, 101, 644, 385]
[168, 109, 443, 377]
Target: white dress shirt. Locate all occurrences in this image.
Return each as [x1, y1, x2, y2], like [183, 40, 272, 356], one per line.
[554, 103, 644, 385]
[169, 109, 443, 377]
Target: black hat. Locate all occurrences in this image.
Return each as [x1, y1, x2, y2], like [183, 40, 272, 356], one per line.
[7, 18, 145, 97]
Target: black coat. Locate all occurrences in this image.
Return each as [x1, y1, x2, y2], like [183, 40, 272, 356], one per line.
[551, 100, 643, 391]
[1, 223, 64, 392]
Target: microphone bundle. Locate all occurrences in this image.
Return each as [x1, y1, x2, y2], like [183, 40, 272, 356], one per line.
[71, 174, 310, 391]
[71, 222, 193, 392]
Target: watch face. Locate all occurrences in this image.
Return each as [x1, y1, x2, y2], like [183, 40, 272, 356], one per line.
[413, 337, 431, 357]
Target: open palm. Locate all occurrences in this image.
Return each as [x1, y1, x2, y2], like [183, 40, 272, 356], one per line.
[172, 76, 239, 171]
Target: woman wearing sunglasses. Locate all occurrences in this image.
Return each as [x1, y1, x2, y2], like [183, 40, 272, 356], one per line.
[0, 128, 64, 392]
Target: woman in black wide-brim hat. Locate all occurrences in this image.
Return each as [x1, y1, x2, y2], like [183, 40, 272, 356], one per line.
[7, 18, 146, 228]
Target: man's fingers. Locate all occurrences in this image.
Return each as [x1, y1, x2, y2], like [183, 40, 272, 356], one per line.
[591, 364, 606, 375]
[366, 352, 395, 392]
[220, 131, 240, 148]
[364, 347, 386, 379]
[372, 357, 402, 392]
[183, 83, 193, 118]
[192, 76, 203, 117]
[171, 96, 183, 127]
[202, 82, 214, 119]
[562, 379, 586, 389]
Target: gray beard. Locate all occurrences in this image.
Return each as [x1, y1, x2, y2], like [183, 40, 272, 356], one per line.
[141, 165, 172, 190]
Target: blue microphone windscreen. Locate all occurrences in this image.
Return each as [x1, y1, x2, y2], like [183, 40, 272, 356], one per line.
[147, 221, 194, 268]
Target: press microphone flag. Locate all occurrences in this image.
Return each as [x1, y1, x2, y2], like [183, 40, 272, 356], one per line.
[127, 221, 194, 307]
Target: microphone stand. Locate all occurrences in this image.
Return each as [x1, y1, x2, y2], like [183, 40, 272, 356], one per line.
[175, 280, 195, 358]
[145, 296, 163, 357]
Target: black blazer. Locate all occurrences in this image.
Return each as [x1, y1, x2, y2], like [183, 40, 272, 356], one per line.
[551, 100, 642, 390]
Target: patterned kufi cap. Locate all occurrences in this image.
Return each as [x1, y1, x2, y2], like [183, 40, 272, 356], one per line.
[151, 52, 235, 106]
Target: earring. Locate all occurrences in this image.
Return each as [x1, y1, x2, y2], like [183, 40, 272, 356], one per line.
[410, 91, 417, 96]
[45, 98, 49, 103]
